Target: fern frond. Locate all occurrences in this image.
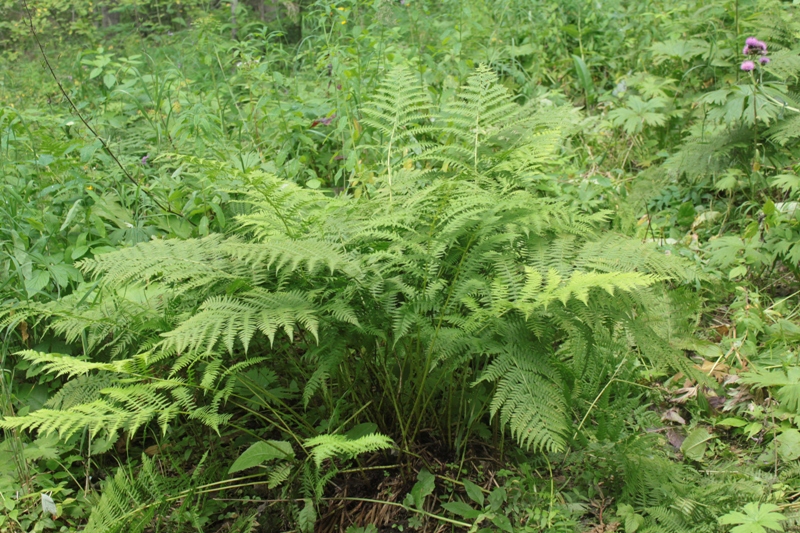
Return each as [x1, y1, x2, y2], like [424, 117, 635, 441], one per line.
[78, 235, 237, 293]
[160, 289, 319, 355]
[304, 433, 394, 467]
[16, 350, 133, 378]
[0, 400, 127, 440]
[45, 374, 118, 409]
[84, 455, 204, 533]
[767, 112, 800, 145]
[476, 346, 567, 452]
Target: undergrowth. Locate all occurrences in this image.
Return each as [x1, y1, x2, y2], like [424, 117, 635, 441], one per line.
[1, 0, 800, 532]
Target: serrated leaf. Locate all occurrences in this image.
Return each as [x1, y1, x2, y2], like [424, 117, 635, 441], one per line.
[298, 499, 316, 533]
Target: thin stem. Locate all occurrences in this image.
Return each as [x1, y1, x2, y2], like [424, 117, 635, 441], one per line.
[752, 73, 759, 169]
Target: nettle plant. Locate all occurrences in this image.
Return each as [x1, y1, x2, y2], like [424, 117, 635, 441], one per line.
[2, 66, 695, 528]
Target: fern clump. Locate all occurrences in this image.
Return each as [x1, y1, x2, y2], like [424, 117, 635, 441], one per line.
[1, 66, 695, 463]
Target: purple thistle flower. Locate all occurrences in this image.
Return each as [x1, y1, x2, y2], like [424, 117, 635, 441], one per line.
[744, 37, 767, 55]
[141, 154, 149, 165]
[741, 60, 755, 72]
[759, 56, 770, 65]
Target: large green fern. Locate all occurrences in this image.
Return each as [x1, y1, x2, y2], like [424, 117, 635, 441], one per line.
[0, 68, 698, 533]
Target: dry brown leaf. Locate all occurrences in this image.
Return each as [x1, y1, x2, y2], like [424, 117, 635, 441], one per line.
[661, 408, 686, 425]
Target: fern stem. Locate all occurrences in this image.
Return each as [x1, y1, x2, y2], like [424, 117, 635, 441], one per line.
[406, 232, 477, 444]
[570, 352, 629, 442]
[237, 375, 316, 433]
[229, 399, 309, 448]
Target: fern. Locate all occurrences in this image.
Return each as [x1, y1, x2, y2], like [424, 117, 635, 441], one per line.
[83, 454, 209, 533]
[304, 433, 394, 468]
[360, 66, 432, 198]
[2, 65, 696, 468]
[476, 345, 568, 452]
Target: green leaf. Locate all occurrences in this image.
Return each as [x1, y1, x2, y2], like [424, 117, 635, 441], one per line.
[776, 429, 800, 461]
[681, 427, 713, 461]
[25, 270, 50, 296]
[617, 503, 645, 532]
[462, 479, 484, 507]
[209, 201, 226, 229]
[626, 513, 645, 533]
[717, 417, 747, 428]
[487, 487, 506, 512]
[491, 513, 514, 533]
[729, 265, 748, 280]
[60, 199, 83, 231]
[441, 500, 482, 519]
[770, 174, 800, 193]
[677, 202, 696, 226]
[344, 423, 378, 441]
[409, 469, 435, 509]
[228, 440, 294, 473]
[572, 55, 594, 102]
[168, 216, 193, 239]
[719, 502, 785, 533]
[72, 245, 90, 260]
[298, 499, 316, 533]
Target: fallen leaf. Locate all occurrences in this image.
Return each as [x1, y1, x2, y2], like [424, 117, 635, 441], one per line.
[662, 408, 686, 425]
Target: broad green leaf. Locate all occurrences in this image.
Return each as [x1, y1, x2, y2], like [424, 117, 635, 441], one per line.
[25, 270, 50, 296]
[488, 487, 506, 512]
[719, 502, 785, 533]
[681, 427, 713, 461]
[60, 199, 83, 231]
[410, 468, 435, 509]
[491, 513, 514, 533]
[345, 422, 378, 440]
[572, 55, 594, 102]
[717, 417, 747, 428]
[441, 500, 482, 519]
[776, 429, 800, 461]
[228, 440, 294, 474]
[462, 479, 484, 506]
[298, 499, 316, 533]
